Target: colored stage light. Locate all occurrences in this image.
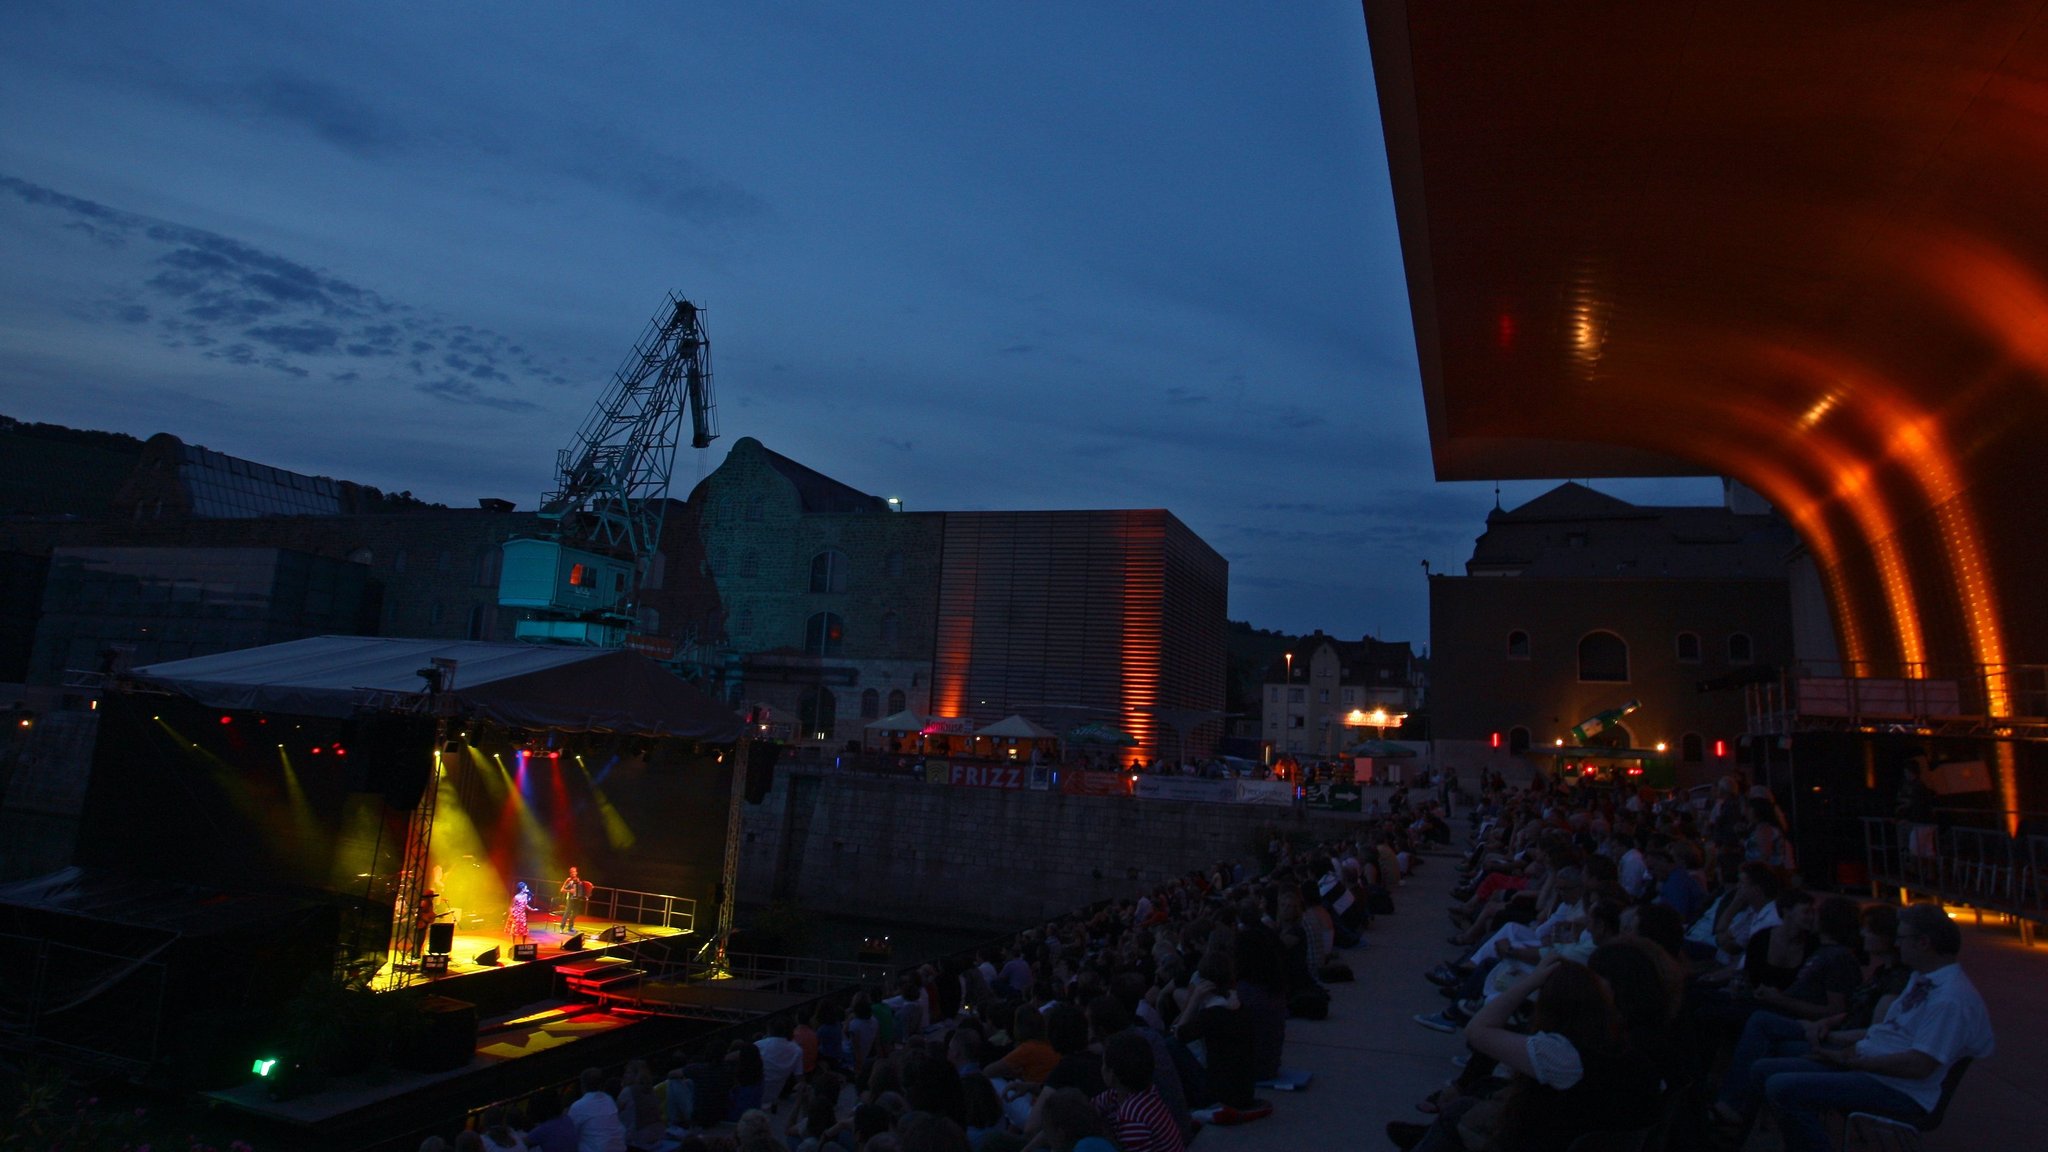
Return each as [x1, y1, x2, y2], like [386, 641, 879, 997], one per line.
[220, 716, 233, 725]
[1713, 739, 1727, 758]
[252, 1057, 277, 1077]
[310, 746, 322, 754]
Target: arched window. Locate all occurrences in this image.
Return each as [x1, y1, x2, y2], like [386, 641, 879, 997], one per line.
[1508, 727, 1531, 754]
[860, 688, 880, 720]
[887, 551, 905, 578]
[1681, 733, 1704, 763]
[880, 612, 900, 646]
[1676, 632, 1701, 663]
[810, 549, 848, 593]
[1728, 632, 1754, 664]
[1578, 630, 1629, 682]
[805, 612, 844, 656]
[799, 686, 837, 738]
[1507, 630, 1530, 659]
[740, 551, 759, 578]
[475, 547, 501, 588]
[887, 688, 907, 714]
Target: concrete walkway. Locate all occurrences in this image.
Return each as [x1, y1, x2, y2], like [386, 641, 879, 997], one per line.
[1190, 844, 2044, 1152]
[1195, 844, 1466, 1151]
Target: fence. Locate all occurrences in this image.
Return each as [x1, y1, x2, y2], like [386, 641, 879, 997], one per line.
[512, 880, 697, 933]
[1861, 816, 2048, 944]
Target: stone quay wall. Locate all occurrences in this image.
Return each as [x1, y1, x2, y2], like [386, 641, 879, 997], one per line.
[737, 770, 1363, 932]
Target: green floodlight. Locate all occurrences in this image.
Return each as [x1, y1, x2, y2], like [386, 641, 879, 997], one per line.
[253, 1057, 278, 1077]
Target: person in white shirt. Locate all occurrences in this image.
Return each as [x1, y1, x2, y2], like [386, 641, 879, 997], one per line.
[566, 1067, 627, 1152]
[1614, 833, 1651, 900]
[1466, 867, 1587, 966]
[756, 1018, 806, 1107]
[1745, 904, 1994, 1152]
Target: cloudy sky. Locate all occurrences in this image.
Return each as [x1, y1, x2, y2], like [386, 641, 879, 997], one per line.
[0, 2, 1717, 645]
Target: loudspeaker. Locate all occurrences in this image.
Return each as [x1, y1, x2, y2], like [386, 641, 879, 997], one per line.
[605, 925, 627, 944]
[427, 922, 454, 955]
[511, 943, 537, 962]
[352, 714, 439, 809]
[561, 933, 584, 952]
[744, 740, 783, 804]
[475, 947, 500, 966]
[419, 953, 450, 974]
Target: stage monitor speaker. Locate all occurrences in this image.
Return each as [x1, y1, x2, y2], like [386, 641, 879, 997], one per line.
[605, 925, 627, 944]
[561, 932, 584, 952]
[419, 953, 450, 974]
[511, 943, 537, 962]
[427, 921, 455, 955]
[475, 947, 500, 966]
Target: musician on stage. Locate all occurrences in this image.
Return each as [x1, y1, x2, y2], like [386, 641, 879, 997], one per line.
[560, 867, 591, 933]
[508, 881, 532, 944]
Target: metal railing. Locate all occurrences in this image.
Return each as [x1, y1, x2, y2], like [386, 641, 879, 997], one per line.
[572, 944, 897, 1021]
[0, 932, 167, 1075]
[1749, 662, 2048, 736]
[1861, 816, 2048, 943]
[513, 880, 697, 933]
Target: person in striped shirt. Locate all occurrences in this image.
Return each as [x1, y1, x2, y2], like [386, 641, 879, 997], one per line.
[1092, 1031, 1186, 1152]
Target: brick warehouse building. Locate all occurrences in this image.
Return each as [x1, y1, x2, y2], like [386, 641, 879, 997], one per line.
[689, 438, 1229, 764]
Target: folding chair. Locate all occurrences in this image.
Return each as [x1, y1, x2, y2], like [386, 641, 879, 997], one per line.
[1841, 1057, 1973, 1152]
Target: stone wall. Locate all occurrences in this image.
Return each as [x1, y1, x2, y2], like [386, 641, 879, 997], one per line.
[738, 771, 1362, 932]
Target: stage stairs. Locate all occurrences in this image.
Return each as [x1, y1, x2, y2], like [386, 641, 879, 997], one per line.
[556, 940, 894, 1024]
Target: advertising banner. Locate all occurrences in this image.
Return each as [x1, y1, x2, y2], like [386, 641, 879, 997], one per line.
[1059, 771, 1131, 797]
[924, 760, 949, 784]
[947, 762, 1029, 789]
[1135, 776, 1238, 803]
[1234, 780, 1298, 807]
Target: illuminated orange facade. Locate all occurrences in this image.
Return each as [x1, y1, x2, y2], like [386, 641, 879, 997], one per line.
[1365, 2, 2048, 689]
[930, 510, 1227, 765]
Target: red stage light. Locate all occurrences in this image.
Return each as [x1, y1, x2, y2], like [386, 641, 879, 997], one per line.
[1713, 739, 1727, 758]
[550, 751, 559, 760]
[334, 746, 346, 757]
[1490, 731, 1501, 748]
[309, 746, 322, 754]
[219, 716, 233, 725]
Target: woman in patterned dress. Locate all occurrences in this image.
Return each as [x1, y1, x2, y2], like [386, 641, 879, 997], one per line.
[508, 881, 532, 944]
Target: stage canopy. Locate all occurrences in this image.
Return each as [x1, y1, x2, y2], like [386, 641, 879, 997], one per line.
[125, 636, 743, 740]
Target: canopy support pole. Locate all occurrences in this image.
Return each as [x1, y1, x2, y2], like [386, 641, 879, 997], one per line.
[712, 730, 750, 968]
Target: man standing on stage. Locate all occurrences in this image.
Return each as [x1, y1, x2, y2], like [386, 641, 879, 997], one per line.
[561, 866, 591, 933]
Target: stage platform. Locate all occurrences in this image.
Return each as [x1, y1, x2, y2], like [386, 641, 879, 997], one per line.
[371, 914, 695, 994]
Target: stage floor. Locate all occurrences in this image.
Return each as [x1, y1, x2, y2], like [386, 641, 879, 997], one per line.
[371, 914, 694, 991]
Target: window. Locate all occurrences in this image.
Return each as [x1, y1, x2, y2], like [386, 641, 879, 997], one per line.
[1269, 687, 1280, 702]
[1578, 630, 1629, 682]
[1507, 630, 1530, 659]
[1341, 687, 1357, 704]
[393, 549, 408, 573]
[428, 602, 445, 627]
[1728, 632, 1754, 664]
[861, 688, 881, 720]
[1681, 733, 1704, 763]
[1508, 727, 1531, 754]
[887, 551, 905, 579]
[1288, 687, 1305, 704]
[805, 612, 845, 656]
[799, 686, 837, 738]
[810, 550, 848, 593]
[1288, 715, 1305, 729]
[880, 612, 900, 645]
[1318, 689, 1330, 703]
[467, 604, 491, 640]
[887, 688, 906, 714]
[1566, 531, 1588, 548]
[1676, 632, 1701, 663]
[740, 551, 759, 578]
[644, 551, 665, 590]
[569, 563, 593, 587]
[744, 497, 763, 522]
[734, 606, 753, 635]
[475, 548, 501, 588]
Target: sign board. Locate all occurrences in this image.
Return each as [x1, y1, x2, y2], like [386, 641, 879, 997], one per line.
[1135, 776, 1237, 803]
[1059, 771, 1131, 797]
[1234, 780, 1297, 807]
[924, 760, 949, 784]
[1305, 782, 1363, 812]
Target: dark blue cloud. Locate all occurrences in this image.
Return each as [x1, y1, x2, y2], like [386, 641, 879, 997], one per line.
[0, 173, 569, 407]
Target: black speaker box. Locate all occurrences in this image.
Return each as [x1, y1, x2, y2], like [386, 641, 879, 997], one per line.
[512, 943, 538, 961]
[398, 995, 475, 1072]
[605, 925, 628, 943]
[426, 921, 454, 955]
[475, 947, 500, 966]
[561, 933, 584, 952]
